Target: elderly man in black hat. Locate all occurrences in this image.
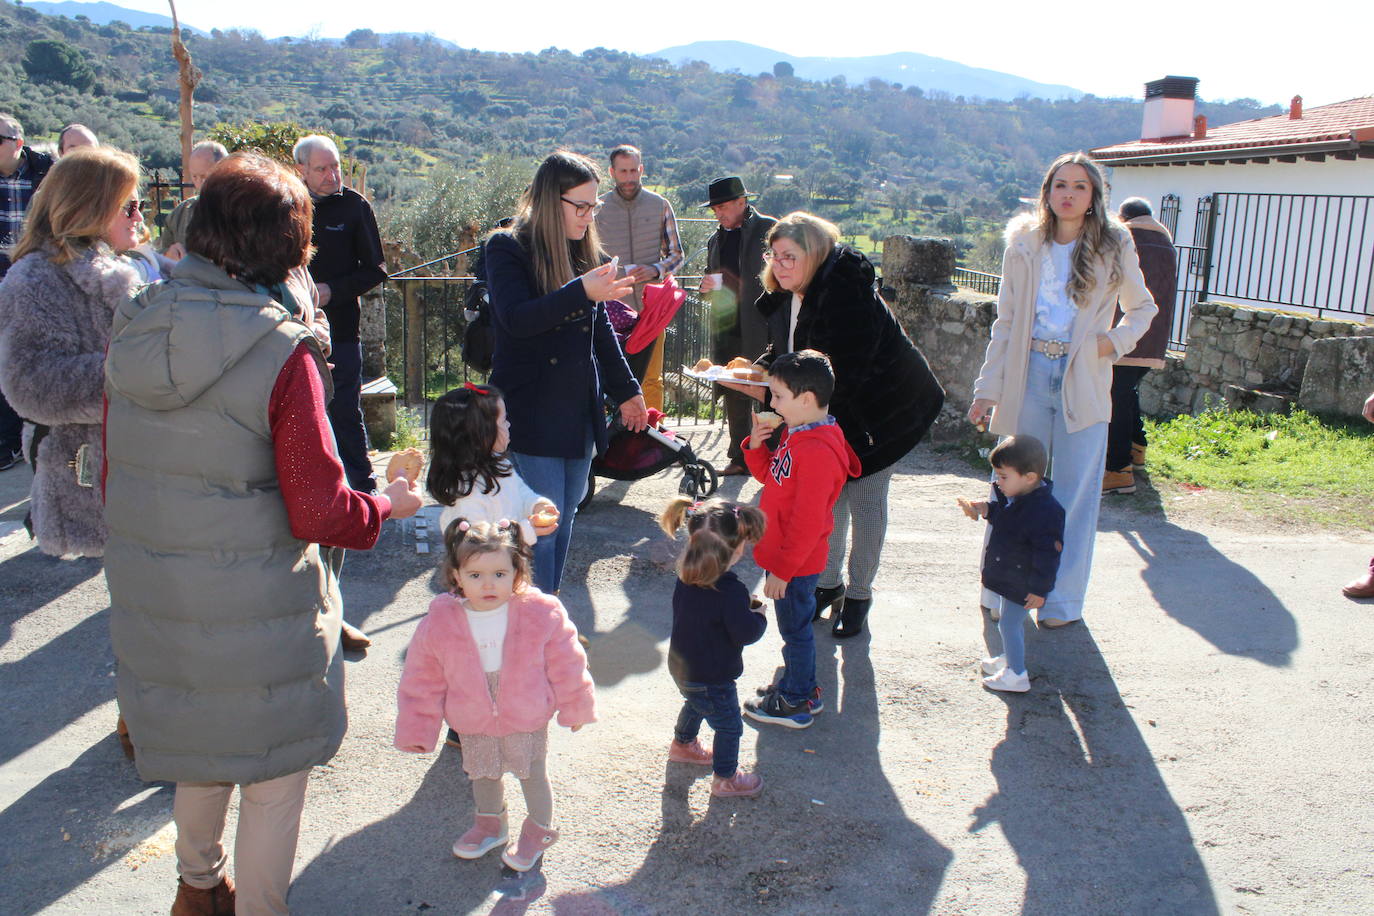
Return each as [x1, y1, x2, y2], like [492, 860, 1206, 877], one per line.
[699, 176, 777, 475]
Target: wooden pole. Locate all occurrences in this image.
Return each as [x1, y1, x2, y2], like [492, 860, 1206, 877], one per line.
[168, 0, 202, 184]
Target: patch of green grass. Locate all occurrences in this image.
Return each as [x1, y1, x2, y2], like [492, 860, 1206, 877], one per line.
[1145, 408, 1374, 497]
[387, 406, 426, 451]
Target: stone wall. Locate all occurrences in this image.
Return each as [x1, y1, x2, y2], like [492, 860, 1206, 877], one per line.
[880, 235, 1374, 424]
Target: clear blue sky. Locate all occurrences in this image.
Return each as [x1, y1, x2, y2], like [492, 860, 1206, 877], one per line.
[94, 0, 1366, 107]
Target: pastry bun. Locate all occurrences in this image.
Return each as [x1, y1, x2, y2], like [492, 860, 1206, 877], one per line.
[725, 356, 752, 369]
[692, 358, 713, 372]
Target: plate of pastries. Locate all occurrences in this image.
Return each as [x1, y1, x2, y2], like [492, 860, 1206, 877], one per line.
[683, 357, 769, 385]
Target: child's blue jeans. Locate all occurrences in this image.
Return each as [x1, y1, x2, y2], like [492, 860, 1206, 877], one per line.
[774, 572, 821, 706]
[998, 597, 1029, 675]
[674, 680, 742, 778]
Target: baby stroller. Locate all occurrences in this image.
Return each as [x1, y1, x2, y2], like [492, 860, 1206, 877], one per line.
[580, 408, 719, 510]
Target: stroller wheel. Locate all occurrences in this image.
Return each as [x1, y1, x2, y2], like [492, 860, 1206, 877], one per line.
[679, 461, 719, 500]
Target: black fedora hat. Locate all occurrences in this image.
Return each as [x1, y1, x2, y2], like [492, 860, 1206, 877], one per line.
[699, 176, 755, 208]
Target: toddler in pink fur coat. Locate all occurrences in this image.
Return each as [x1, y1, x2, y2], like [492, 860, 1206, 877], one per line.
[395, 518, 595, 873]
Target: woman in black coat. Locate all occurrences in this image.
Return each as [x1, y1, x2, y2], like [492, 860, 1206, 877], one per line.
[725, 212, 943, 637]
[485, 150, 646, 593]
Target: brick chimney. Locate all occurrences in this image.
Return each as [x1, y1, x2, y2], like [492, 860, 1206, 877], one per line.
[1141, 76, 1200, 141]
[1290, 95, 1303, 119]
[1193, 115, 1207, 139]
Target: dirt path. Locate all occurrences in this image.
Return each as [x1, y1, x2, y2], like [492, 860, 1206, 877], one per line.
[1, 422, 1370, 914]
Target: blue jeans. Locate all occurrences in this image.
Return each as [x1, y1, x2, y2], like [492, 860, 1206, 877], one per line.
[674, 680, 743, 778]
[773, 572, 821, 706]
[997, 597, 1030, 675]
[327, 341, 374, 493]
[511, 429, 594, 593]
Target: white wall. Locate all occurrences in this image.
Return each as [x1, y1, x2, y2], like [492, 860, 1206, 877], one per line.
[1104, 158, 1374, 317]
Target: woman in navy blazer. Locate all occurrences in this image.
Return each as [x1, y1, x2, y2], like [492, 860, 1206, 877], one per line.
[485, 150, 647, 592]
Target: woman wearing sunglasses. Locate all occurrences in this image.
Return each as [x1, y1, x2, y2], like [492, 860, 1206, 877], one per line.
[0, 146, 147, 559]
[724, 211, 944, 639]
[483, 149, 647, 594]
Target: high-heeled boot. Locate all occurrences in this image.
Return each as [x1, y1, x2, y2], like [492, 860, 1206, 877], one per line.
[831, 597, 871, 639]
[813, 583, 845, 622]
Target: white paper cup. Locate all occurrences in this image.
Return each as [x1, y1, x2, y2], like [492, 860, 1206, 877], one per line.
[707, 272, 723, 287]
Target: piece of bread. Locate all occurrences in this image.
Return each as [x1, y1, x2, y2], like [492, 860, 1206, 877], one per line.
[385, 447, 424, 483]
[725, 356, 751, 369]
[530, 505, 561, 527]
[754, 410, 782, 427]
[692, 358, 713, 372]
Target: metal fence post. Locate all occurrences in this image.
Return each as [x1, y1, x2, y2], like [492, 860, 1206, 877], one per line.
[402, 281, 425, 407]
[1198, 194, 1218, 303]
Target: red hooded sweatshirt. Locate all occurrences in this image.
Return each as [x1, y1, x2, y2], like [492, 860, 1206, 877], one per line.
[743, 417, 862, 581]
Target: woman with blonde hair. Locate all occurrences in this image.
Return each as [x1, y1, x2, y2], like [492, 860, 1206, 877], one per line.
[968, 151, 1157, 629]
[723, 211, 944, 640]
[484, 149, 647, 593]
[0, 146, 145, 558]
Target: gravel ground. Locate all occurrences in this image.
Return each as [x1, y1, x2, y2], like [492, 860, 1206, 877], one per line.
[1, 419, 1371, 915]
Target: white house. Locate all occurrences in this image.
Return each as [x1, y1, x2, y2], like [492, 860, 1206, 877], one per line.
[1092, 78, 1374, 323]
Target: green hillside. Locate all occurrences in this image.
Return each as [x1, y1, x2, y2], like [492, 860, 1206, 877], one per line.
[0, 4, 1279, 267]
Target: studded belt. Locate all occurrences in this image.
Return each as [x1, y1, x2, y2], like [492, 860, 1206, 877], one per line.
[1030, 338, 1070, 360]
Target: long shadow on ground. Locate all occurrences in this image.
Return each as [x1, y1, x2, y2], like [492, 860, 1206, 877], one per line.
[975, 623, 1219, 914]
[1099, 484, 1297, 666]
[551, 631, 954, 913]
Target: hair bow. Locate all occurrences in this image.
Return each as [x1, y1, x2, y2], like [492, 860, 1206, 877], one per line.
[496, 518, 513, 529]
[456, 520, 471, 532]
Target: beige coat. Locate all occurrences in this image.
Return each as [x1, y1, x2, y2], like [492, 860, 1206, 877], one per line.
[973, 215, 1158, 436]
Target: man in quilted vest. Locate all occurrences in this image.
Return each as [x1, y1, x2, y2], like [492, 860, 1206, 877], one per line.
[594, 144, 683, 412]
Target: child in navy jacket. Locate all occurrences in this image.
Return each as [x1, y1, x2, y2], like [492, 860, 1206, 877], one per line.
[959, 435, 1065, 693]
[660, 496, 769, 798]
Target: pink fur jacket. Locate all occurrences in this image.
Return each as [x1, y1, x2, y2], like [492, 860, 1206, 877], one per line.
[395, 588, 596, 750]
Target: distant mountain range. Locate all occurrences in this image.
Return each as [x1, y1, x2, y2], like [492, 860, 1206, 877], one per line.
[649, 40, 1085, 101]
[22, 0, 206, 34]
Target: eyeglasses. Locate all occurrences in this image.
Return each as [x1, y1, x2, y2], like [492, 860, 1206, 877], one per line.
[561, 197, 602, 217]
[763, 251, 798, 269]
[0, 135, 18, 144]
[123, 199, 144, 218]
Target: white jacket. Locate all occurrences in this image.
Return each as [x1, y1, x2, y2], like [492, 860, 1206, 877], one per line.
[972, 215, 1158, 435]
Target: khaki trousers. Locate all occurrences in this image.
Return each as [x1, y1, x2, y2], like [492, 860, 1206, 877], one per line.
[174, 768, 310, 916]
[640, 333, 666, 412]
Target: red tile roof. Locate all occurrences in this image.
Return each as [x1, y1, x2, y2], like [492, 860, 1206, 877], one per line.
[1093, 96, 1374, 163]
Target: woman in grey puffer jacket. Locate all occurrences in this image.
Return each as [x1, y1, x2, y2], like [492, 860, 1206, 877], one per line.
[0, 147, 145, 557]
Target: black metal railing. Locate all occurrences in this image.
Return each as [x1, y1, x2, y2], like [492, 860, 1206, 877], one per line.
[953, 267, 1002, 296]
[1159, 193, 1181, 238]
[1170, 244, 1208, 350]
[382, 258, 719, 425]
[1204, 192, 1374, 317]
[145, 170, 191, 239]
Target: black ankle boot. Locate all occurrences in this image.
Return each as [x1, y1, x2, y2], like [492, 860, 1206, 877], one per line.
[831, 597, 871, 639]
[813, 583, 845, 622]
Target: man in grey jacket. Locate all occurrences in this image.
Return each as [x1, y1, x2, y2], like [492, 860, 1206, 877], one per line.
[595, 145, 683, 412]
[698, 176, 775, 474]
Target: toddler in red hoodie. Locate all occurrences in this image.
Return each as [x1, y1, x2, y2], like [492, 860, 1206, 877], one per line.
[742, 350, 861, 729]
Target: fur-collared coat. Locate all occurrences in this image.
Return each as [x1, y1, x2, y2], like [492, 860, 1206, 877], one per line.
[394, 589, 596, 750]
[0, 245, 141, 557]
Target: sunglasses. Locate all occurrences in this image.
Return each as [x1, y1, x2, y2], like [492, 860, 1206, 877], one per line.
[561, 197, 602, 218]
[0, 135, 18, 143]
[122, 199, 144, 218]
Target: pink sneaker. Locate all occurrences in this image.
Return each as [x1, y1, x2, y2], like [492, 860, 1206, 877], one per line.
[452, 809, 508, 860]
[668, 738, 713, 765]
[502, 817, 559, 872]
[710, 770, 764, 798]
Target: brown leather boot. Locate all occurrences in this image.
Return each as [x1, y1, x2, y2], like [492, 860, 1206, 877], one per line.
[341, 620, 372, 651]
[116, 715, 135, 761]
[170, 876, 235, 916]
[1101, 469, 1136, 495]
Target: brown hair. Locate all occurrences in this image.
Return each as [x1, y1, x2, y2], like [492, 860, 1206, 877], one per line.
[1035, 152, 1123, 305]
[989, 434, 1048, 478]
[440, 518, 534, 596]
[11, 146, 140, 265]
[186, 152, 314, 286]
[659, 496, 766, 588]
[762, 211, 841, 294]
[501, 149, 603, 296]
[609, 144, 642, 167]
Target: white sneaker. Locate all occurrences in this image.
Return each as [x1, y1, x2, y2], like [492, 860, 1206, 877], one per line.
[981, 603, 1002, 621]
[982, 667, 1030, 693]
[979, 655, 1005, 676]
